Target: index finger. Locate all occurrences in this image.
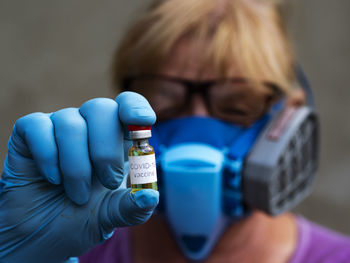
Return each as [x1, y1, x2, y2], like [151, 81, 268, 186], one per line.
[115, 91, 156, 126]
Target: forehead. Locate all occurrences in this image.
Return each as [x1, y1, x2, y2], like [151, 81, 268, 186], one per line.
[159, 37, 240, 80]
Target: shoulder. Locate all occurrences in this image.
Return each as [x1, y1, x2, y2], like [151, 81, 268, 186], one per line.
[290, 216, 350, 263]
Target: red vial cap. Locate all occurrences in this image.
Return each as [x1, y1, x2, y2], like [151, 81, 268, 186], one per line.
[128, 125, 151, 131]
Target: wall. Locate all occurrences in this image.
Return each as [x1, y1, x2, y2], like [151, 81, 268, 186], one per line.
[287, 0, 350, 234]
[0, 0, 349, 234]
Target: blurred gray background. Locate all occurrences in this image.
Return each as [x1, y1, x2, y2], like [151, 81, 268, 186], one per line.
[0, 0, 349, 234]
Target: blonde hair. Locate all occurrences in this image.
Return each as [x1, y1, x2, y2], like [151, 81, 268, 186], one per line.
[113, 0, 295, 93]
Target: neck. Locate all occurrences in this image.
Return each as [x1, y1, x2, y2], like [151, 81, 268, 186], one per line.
[131, 211, 297, 263]
[207, 211, 297, 262]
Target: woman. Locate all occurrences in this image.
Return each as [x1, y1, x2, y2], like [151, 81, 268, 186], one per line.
[0, 0, 349, 263]
[81, 0, 350, 262]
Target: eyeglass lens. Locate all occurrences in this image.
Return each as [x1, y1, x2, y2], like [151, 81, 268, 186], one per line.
[126, 77, 278, 125]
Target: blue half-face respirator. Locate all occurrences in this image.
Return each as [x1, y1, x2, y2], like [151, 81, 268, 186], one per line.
[149, 116, 269, 260]
[123, 67, 319, 261]
[148, 100, 318, 261]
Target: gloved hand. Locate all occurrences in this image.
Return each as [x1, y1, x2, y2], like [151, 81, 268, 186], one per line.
[0, 92, 159, 263]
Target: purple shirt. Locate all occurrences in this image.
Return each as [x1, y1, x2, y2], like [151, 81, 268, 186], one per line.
[79, 216, 350, 263]
[289, 216, 350, 263]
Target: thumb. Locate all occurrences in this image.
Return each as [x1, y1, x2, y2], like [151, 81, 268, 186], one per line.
[100, 189, 159, 233]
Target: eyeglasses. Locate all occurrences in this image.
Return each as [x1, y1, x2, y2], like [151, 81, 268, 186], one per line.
[123, 75, 284, 126]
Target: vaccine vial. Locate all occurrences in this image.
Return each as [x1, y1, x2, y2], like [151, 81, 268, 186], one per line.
[128, 125, 158, 194]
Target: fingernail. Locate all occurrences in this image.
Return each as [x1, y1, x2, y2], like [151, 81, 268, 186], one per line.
[44, 166, 61, 185]
[47, 175, 60, 185]
[65, 181, 90, 205]
[100, 164, 124, 189]
[133, 190, 159, 210]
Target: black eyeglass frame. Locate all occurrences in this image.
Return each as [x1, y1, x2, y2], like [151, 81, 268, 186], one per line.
[122, 74, 285, 122]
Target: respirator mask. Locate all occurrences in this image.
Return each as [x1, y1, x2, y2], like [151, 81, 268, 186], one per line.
[126, 68, 319, 261]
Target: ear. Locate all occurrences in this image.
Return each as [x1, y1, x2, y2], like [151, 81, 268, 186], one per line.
[286, 88, 306, 107]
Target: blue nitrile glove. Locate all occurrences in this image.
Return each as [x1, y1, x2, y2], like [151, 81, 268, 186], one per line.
[0, 92, 159, 263]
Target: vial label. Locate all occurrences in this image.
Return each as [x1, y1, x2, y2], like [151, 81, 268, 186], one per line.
[129, 154, 157, 185]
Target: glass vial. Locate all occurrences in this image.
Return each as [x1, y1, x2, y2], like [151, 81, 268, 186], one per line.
[128, 125, 158, 194]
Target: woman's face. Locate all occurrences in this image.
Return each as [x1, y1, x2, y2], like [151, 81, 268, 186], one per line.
[126, 38, 282, 126]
